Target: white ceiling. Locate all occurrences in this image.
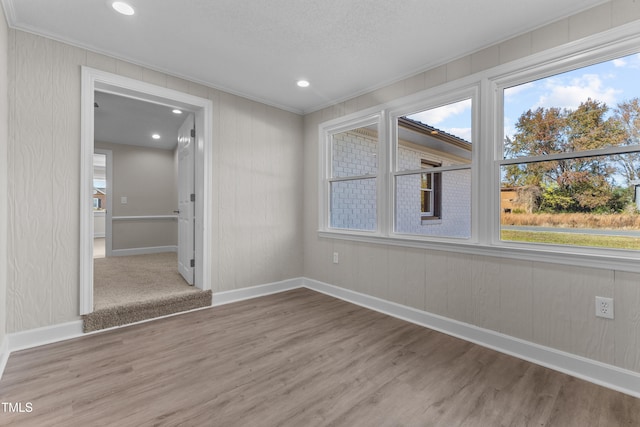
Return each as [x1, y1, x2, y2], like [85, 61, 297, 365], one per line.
[2, 0, 608, 114]
[94, 91, 188, 150]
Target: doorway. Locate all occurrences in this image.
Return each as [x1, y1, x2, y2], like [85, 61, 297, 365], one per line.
[80, 67, 213, 316]
[93, 149, 112, 259]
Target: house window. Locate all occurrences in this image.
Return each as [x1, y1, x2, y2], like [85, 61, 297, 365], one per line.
[394, 99, 473, 238]
[500, 51, 640, 251]
[420, 160, 441, 219]
[320, 94, 474, 238]
[326, 116, 381, 232]
[319, 29, 640, 270]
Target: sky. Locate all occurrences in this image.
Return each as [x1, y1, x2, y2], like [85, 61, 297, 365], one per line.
[407, 99, 473, 143]
[503, 52, 640, 142]
[406, 52, 640, 147]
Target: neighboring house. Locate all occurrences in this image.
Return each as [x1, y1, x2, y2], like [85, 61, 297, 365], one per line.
[331, 117, 472, 238]
[501, 187, 519, 213]
[93, 188, 106, 210]
[501, 186, 540, 213]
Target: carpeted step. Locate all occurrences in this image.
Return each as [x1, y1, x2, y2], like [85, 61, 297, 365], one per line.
[82, 290, 212, 332]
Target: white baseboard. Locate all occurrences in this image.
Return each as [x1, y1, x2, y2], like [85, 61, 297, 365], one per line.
[302, 278, 640, 399]
[8, 320, 84, 353]
[212, 278, 304, 306]
[111, 245, 177, 257]
[0, 336, 9, 384]
[2, 278, 303, 353]
[2, 276, 638, 399]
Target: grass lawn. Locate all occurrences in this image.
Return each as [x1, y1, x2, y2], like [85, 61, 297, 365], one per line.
[501, 230, 640, 250]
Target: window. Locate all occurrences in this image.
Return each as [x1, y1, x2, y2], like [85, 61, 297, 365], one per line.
[394, 99, 473, 238]
[319, 28, 640, 271]
[500, 52, 640, 251]
[420, 160, 441, 219]
[325, 116, 381, 232]
[320, 94, 474, 239]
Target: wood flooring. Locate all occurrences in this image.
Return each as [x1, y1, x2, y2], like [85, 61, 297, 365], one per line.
[0, 288, 638, 426]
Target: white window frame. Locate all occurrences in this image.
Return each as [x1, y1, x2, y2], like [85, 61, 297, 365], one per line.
[389, 87, 478, 241]
[419, 160, 442, 220]
[318, 23, 640, 273]
[489, 31, 640, 262]
[319, 85, 478, 242]
[319, 111, 386, 237]
[421, 168, 435, 218]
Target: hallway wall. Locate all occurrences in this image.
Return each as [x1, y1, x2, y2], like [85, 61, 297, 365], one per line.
[0, 3, 9, 348]
[5, 30, 304, 333]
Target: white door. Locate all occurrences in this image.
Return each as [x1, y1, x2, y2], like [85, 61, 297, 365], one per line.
[177, 114, 195, 285]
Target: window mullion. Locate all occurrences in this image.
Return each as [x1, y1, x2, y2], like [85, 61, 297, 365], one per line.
[500, 144, 640, 166]
[393, 164, 471, 176]
[329, 174, 377, 183]
[377, 110, 390, 236]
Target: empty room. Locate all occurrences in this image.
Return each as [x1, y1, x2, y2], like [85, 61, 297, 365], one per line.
[0, 1, 639, 426]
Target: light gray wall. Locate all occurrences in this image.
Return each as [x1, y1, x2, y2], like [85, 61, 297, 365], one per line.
[95, 141, 178, 250]
[0, 4, 9, 348]
[303, 0, 640, 374]
[6, 30, 304, 333]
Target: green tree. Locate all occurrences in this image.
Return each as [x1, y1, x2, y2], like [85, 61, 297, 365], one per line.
[612, 98, 640, 184]
[505, 99, 626, 212]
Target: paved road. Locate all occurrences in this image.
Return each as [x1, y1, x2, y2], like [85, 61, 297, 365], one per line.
[502, 225, 640, 237]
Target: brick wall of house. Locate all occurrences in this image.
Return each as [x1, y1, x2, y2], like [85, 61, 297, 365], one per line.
[330, 130, 378, 230]
[396, 146, 471, 238]
[331, 130, 470, 237]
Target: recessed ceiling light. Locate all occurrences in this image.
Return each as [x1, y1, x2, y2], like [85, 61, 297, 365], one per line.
[152, 133, 161, 140]
[297, 80, 310, 88]
[112, 1, 135, 16]
[172, 109, 182, 114]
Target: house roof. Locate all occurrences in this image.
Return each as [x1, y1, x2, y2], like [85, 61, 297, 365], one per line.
[398, 117, 472, 151]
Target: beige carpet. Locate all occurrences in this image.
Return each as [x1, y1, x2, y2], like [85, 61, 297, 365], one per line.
[84, 252, 212, 332]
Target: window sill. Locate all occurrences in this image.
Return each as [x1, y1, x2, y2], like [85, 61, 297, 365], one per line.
[420, 217, 442, 225]
[317, 229, 640, 273]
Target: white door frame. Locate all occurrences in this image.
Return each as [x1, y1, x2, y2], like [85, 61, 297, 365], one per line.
[94, 148, 113, 257]
[80, 67, 214, 315]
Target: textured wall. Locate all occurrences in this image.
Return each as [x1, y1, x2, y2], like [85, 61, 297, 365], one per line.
[6, 31, 304, 333]
[303, 0, 640, 374]
[0, 5, 9, 348]
[95, 141, 178, 251]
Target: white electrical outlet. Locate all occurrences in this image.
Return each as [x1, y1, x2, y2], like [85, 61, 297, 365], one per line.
[595, 296, 614, 319]
[333, 252, 339, 264]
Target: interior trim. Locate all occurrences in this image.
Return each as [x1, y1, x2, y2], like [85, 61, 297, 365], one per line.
[112, 215, 178, 221]
[318, 230, 640, 274]
[0, 337, 8, 384]
[2, 277, 638, 398]
[211, 278, 303, 306]
[80, 67, 214, 315]
[109, 246, 178, 257]
[303, 278, 640, 399]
